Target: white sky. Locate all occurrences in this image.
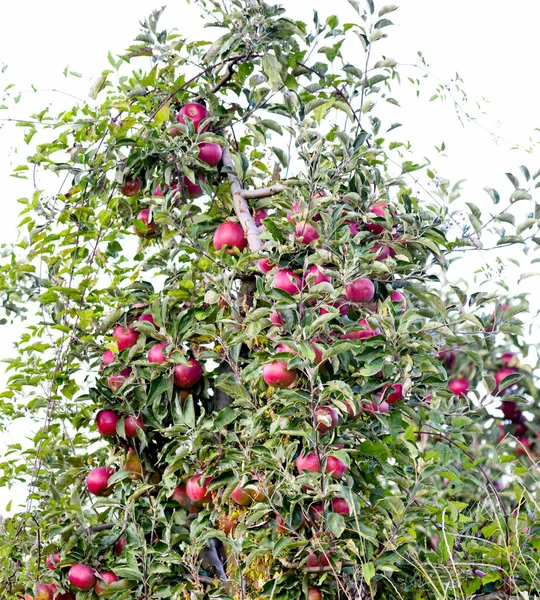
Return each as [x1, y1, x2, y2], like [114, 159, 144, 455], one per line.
[1, 0, 539, 514]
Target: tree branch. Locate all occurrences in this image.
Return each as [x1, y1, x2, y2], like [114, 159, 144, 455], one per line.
[241, 184, 285, 199]
[221, 147, 264, 252]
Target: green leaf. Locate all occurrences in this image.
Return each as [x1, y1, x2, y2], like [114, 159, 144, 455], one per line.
[362, 561, 376, 584]
[379, 4, 399, 16]
[262, 53, 283, 89]
[272, 146, 289, 167]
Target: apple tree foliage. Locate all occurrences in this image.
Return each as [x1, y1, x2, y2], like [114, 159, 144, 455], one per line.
[1, 0, 540, 598]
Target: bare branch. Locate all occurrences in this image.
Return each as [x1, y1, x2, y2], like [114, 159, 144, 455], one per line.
[241, 184, 285, 199]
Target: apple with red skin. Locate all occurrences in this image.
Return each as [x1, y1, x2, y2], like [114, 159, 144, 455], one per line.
[95, 410, 119, 437]
[501, 401, 519, 420]
[306, 551, 330, 568]
[390, 290, 406, 311]
[295, 222, 320, 244]
[342, 318, 381, 340]
[115, 537, 126, 556]
[273, 269, 302, 295]
[320, 297, 349, 316]
[95, 572, 119, 595]
[213, 222, 248, 254]
[87, 466, 114, 496]
[107, 368, 131, 392]
[494, 367, 517, 393]
[253, 208, 268, 226]
[120, 179, 140, 197]
[68, 564, 96, 591]
[308, 588, 322, 600]
[310, 504, 323, 523]
[133, 208, 157, 238]
[448, 378, 469, 398]
[516, 435, 532, 456]
[198, 142, 222, 166]
[326, 455, 347, 478]
[101, 350, 115, 367]
[124, 414, 144, 437]
[501, 352, 515, 367]
[332, 497, 350, 515]
[258, 258, 274, 273]
[186, 474, 213, 503]
[366, 201, 388, 234]
[371, 242, 396, 261]
[263, 361, 297, 388]
[183, 176, 204, 199]
[497, 424, 506, 443]
[175, 103, 209, 133]
[314, 406, 339, 434]
[365, 400, 389, 415]
[345, 278, 375, 303]
[174, 358, 203, 389]
[46, 551, 61, 570]
[230, 484, 252, 506]
[306, 264, 331, 286]
[269, 309, 285, 327]
[55, 592, 75, 600]
[148, 343, 167, 363]
[112, 325, 139, 351]
[344, 399, 363, 419]
[296, 452, 321, 473]
[383, 383, 403, 404]
[139, 313, 156, 327]
[171, 484, 192, 507]
[35, 584, 54, 600]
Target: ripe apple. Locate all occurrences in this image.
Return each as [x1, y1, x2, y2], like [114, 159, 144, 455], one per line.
[501, 352, 515, 367]
[171, 484, 192, 507]
[306, 264, 331, 286]
[124, 415, 144, 437]
[370, 242, 396, 261]
[495, 368, 517, 393]
[332, 497, 350, 515]
[314, 406, 339, 434]
[213, 222, 248, 254]
[107, 368, 131, 392]
[296, 452, 321, 473]
[175, 103, 210, 133]
[390, 290, 406, 311]
[342, 318, 381, 340]
[345, 278, 375, 303]
[366, 202, 388, 234]
[516, 435, 532, 456]
[501, 401, 519, 420]
[148, 343, 167, 363]
[220, 515, 238, 535]
[95, 410, 119, 437]
[253, 208, 268, 226]
[87, 466, 114, 496]
[120, 179, 140, 197]
[263, 361, 297, 388]
[133, 208, 157, 238]
[326, 456, 347, 478]
[306, 551, 330, 568]
[295, 222, 320, 244]
[269, 309, 285, 326]
[46, 551, 61, 570]
[186, 474, 213, 503]
[448, 378, 469, 398]
[101, 350, 115, 367]
[308, 588, 322, 600]
[365, 400, 390, 415]
[383, 383, 403, 404]
[320, 297, 349, 316]
[273, 269, 302, 295]
[95, 571, 119, 595]
[112, 325, 139, 351]
[230, 484, 252, 506]
[35, 584, 54, 600]
[138, 313, 156, 327]
[115, 537, 126, 556]
[68, 564, 96, 591]
[55, 592, 75, 600]
[198, 142, 222, 166]
[258, 257, 275, 273]
[124, 448, 143, 477]
[183, 176, 204, 199]
[310, 504, 324, 523]
[174, 358, 203, 389]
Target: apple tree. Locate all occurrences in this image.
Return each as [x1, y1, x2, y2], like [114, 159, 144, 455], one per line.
[1, 1, 540, 599]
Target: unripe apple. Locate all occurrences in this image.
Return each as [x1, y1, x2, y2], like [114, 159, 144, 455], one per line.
[107, 368, 131, 392]
[269, 309, 285, 326]
[296, 452, 321, 473]
[175, 103, 210, 132]
[87, 466, 114, 496]
[383, 383, 404, 404]
[326, 456, 347, 478]
[273, 269, 302, 295]
[213, 222, 248, 254]
[112, 325, 139, 351]
[174, 358, 203, 389]
[345, 278, 375, 303]
[138, 313, 156, 327]
[366, 202, 388, 234]
[198, 142, 222, 166]
[101, 350, 115, 367]
[35, 584, 54, 600]
[295, 222, 320, 244]
[314, 406, 339, 434]
[308, 588, 322, 600]
[230, 484, 252, 506]
[95, 410, 119, 437]
[448, 378, 469, 398]
[258, 258, 275, 273]
[95, 571, 119, 595]
[148, 343, 167, 363]
[133, 208, 157, 238]
[46, 551, 61, 570]
[183, 176, 204, 199]
[253, 208, 268, 226]
[115, 537, 126, 556]
[68, 564, 96, 591]
[263, 361, 297, 388]
[186, 474, 213, 503]
[120, 179, 140, 197]
[306, 264, 331, 286]
[332, 497, 350, 515]
[124, 415, 144, 437]
[171, 484, 192, 507]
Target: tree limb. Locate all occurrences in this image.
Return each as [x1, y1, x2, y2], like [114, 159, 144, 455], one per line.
[240, 184, 285, 199]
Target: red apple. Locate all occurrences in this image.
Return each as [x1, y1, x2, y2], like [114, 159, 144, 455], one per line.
[253, 208, 268, 227]
[306, 264, 331, 286]
[171, 484, 192, 507]
[112, 325, 139, 351]
[314, 406, 339, 434]
[35, 584, 54, 600]
[55, 592, 75, 600]
[124, 415, 144, 437]
[390, 290, 406, 311]
[95, 571, 119, 595]
[120, 179, 140, 197]
[501, 401, 519, 420]
[366, 202, 388, 234]
[95, 410, 119, 437]
[87, 466, 114, 496]
[495, 368, 517, 393]
[183, 176, 204, 199]
[308, 588, 322, 600]
[326, 456, 347, 478]
[516, 435, 532, 456]
[213, 222, 248, 254]
[342, 318, 381, 340]
[332, 497, 350, 515]
[175, 103, 210, 133]
[365, 400, 390, 415]
[115, 537, 126, 556]
[501, 352, 515, 367]
[306, 551, 330, 568]
[46, 551, 61, 570]
[258, 258, 275, 273]
[448, 378, 469, 398]
[198, 142, 222, 166]
[107, 368, 131, 392]
[263, 361, 297, 388]
[320, 297, 349, 316]
[345, 278, 375, 303]
[296, 452, 321, 473]
[68, 564, 96, 591]
[230, 484, 252, 506]
[148, 343, 167, 363]
[370, 242, 396, 261]
[295, 222, 320, 244]
[383, 383, 403, 404]
[186, 474, 212, 503]
[310, 504, 324, 523]
[133, 208, 157, 238]
[273, 269, 302, 295]
[101, 350, 115, 367]
[174, 358, 203, 389]
[269, 309, 285, 326]
[138, 313, 156, 327]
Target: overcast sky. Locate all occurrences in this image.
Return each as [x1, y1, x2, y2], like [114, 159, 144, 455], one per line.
[1, 0, 539, 514]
